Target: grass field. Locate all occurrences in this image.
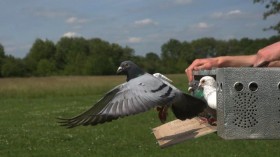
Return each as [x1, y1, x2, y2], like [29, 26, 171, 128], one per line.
[0, 74, 280, 157]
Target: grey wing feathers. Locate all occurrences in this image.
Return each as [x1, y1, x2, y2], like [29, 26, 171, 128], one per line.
[58, 74, 176, 128]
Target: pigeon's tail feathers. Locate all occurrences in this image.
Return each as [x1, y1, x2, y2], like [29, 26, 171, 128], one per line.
[171, 93, 207, 120]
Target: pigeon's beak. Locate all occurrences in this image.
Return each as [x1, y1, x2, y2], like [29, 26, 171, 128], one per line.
[198, 82, 203, 89]
[116, 66, 123, 74]
[198, 82, 201, 87]
[188, 87, 193, 93]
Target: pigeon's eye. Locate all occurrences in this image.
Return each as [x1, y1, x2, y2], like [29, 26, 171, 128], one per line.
[125, 63, 129, 67]
[201, 79, 205, 84]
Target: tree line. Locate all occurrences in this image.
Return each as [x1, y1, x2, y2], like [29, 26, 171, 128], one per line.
[0, 36, 279, 77]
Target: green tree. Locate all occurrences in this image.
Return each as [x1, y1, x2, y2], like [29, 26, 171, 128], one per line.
[161, 39, 182, 73]
[0, 43, 4, 58]
[253, 0, 280, 33]
[191, 38, 218, 58]
[110, 44, 135, 66]
[55, 37, 88, 74]
[143, 52, 161, 73]
[0, 43, 5, 77]
[36, 59, 56, 76]
[86, 38, 135, 75]
[226, 39, 241, 55]
[25, 39, 56, 75]
[1, 55, 26, 77]
[84, 56, 115, 75]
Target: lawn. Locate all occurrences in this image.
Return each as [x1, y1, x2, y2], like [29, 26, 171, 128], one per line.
[0, 74, 279, 157]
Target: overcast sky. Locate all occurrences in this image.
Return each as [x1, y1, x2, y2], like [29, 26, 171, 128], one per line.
[0, 0, 279, 58]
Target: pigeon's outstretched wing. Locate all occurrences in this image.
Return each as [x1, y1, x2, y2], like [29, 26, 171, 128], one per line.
[153, 73, 173, 83]
[58, 74, 177, 128]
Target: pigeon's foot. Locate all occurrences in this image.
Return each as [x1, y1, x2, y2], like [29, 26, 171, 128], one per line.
[208, 117, 217, 126]
[198, 117, 217, 126]
[156, 106, 169, 123]
[198, 117, 208, 124]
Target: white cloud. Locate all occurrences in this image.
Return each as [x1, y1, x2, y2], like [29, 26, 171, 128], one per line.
[211, 10, 243, 19]
[127, 37, 142, 43]
[194, 22, 210, 29]
[188, 22, 213, 34]
[134, 18, 158, 27]
[227, 10, 242, 16]
[62, 32, 81, 38]
[66, 17, 90, 24]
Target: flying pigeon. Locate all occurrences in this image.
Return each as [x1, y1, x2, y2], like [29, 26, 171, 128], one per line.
[152, 73, 173, 123]
[153, 73, 173, 84]
[58, 61, 207, 128]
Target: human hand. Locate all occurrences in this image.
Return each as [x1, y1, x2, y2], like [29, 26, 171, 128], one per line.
[185, 58, 219, 82]
[253, 42, 280, 67]
[267, 60, 280, 67]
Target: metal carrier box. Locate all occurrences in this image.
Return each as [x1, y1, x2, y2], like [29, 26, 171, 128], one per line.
[193, 68, 280, 139]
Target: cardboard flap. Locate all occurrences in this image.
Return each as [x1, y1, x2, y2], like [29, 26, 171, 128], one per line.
[152, 118, 217, 148]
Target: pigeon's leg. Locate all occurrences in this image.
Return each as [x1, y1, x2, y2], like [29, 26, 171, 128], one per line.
[198, 117, 209, 124]
[198, 116, 217, 126]
[208, 117, 217, 126]
[156, 106, 169, 123]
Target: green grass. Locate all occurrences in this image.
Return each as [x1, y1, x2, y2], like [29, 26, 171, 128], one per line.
[0, 74, 280, 157]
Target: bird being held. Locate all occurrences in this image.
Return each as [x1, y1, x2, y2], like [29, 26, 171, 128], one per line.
[58, 61, 207, 128]
[187, 77, 216, 124]
[188, 80, 204, 99]
[197, 76, 217, 125]
[198, 76, 217, 110]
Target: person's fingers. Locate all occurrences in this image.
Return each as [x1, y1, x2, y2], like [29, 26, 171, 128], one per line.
[186, 61, 196, 81]
[186, 59, 203, 81]
[186, 67, 194, 82]
[254, 60, 270, 67]
[194, 62, 212, 70]
[186, 59, 208, 81]
[268, 60, 280, 67]
[194, 65, 204, 70]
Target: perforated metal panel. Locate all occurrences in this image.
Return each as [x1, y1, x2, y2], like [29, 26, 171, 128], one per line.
[217, 68, 280, 139]
[232, 92, 258, 128]
[193, 68, 280, 139]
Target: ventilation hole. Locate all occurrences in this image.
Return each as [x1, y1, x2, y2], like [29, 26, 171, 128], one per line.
[278, 82, 280, 90]
[234, 82, 243, 92]
[249, 82, 258, 92]
[220, 83, 223, 91]
[233, 92, 258, 128]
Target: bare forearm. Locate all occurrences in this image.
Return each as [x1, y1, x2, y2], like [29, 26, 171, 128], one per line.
[217, 55, 256, 67]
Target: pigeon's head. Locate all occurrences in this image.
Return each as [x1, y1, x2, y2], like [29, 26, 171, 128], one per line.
[117, 61, 145, 81]
[188, 80, 199, 93]
[117, 61, 136, 74]
[198, 76, 216, 88]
